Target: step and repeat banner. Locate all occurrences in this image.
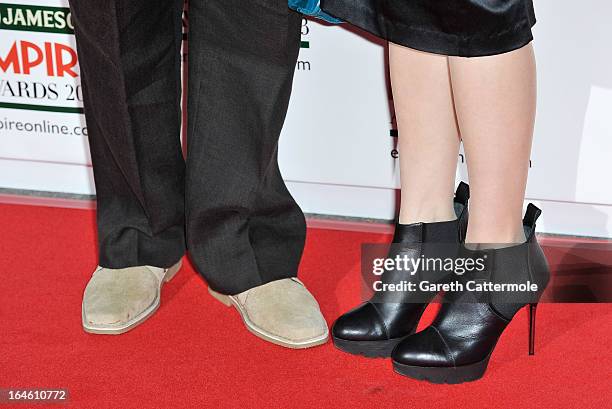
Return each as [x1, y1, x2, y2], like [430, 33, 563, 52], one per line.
[1, 0, 611, 238]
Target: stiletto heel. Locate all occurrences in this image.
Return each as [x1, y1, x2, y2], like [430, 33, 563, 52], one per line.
[529, 303, 538, 356]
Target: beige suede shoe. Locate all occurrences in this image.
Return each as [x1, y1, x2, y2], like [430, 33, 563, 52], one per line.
[208, 278, 329, 349]
[82, 260, 182, 334]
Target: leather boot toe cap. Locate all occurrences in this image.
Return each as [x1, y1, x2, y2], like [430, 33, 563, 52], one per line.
[332, 302, 388, 341]
[391, 327, 454, 367]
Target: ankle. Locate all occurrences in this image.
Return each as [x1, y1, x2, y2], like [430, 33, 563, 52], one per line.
[465, 225, 526, 248]
[399, 201, 457, 225]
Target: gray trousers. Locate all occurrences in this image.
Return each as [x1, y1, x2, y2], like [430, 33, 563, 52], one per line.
[68, 0, 305, 294]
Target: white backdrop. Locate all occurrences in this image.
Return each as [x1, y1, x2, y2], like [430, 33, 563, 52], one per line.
[1, 0, 611, 238]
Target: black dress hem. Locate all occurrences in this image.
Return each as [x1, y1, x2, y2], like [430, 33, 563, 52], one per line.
[321, 0, 536, 57]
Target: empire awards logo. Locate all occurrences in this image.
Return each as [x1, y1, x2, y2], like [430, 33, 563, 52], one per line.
[0, 41, 77, 77]
[0, 2, 81, 113]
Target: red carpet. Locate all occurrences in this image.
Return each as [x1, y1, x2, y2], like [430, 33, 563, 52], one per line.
[0, 203, 610, 408]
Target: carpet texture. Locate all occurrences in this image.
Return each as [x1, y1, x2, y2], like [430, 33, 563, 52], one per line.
[0, 203, 610, 408]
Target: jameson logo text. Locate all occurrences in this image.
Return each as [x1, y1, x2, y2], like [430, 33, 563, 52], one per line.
[0, 3, 74, 34]
[1, 41, 78, 77]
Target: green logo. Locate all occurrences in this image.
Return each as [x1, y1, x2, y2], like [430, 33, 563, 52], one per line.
[0, 3, 74, 34]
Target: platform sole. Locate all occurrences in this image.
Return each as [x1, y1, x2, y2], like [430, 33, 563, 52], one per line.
[392, 353, 492, 384]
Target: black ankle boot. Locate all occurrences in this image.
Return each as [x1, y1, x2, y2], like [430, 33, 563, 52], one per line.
[392, 204, 550, 383]
[332, 183, 470, 357]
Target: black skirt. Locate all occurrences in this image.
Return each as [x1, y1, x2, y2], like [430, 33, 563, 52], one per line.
[320, 0, 536, 57]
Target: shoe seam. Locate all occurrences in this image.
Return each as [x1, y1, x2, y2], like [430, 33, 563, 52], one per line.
[143, 265, 164, 281]
[368, 301, 391, 339]
[242, 290, 251, 307]
[431, 325, 456, 367]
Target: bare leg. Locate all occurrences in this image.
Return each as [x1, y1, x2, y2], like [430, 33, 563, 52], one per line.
[449, 44, 537, 244]
[390, 43, 461, 224]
